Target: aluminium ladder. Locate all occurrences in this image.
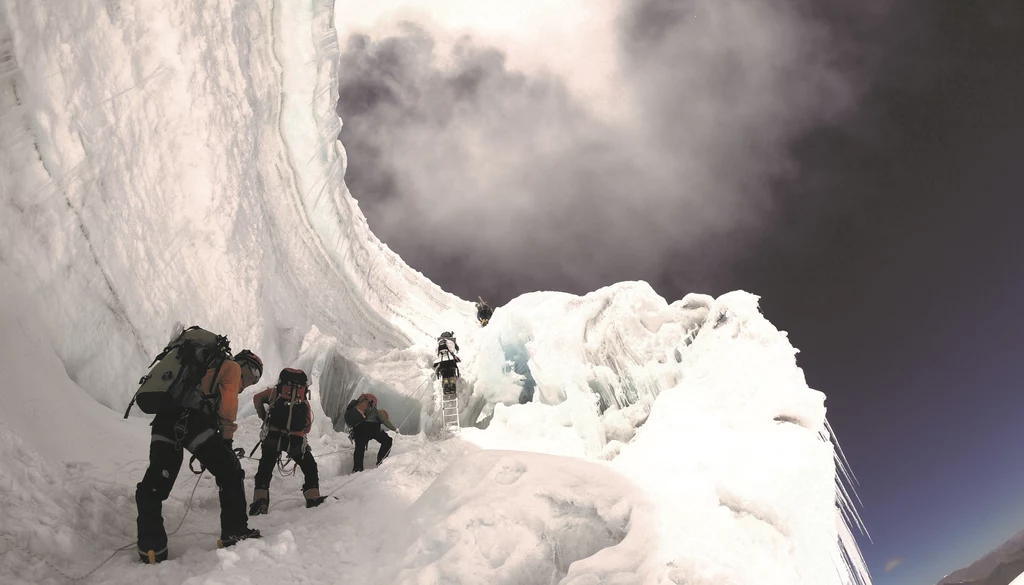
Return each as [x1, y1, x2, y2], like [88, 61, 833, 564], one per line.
[440, 382, 460, 437]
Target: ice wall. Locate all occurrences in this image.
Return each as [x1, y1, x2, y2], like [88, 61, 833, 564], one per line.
[0, 0, 460, 409]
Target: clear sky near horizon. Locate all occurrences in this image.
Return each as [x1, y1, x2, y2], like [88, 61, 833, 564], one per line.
[332, 1, 1024, 583]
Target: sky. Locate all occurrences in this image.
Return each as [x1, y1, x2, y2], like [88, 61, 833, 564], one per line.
[333, 0, 1024, 583]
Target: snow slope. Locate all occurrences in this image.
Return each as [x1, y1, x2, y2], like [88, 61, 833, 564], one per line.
[0, 1, 870, 584]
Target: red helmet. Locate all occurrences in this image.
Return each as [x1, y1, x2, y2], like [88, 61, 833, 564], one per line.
[279, 367, 308, 387]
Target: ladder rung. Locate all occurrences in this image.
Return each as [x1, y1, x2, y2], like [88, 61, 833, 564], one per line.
[437, 386, 461, 438]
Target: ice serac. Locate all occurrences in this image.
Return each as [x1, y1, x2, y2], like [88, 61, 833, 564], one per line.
[462, 285, 870, 584]
[0, 0, 459, 410]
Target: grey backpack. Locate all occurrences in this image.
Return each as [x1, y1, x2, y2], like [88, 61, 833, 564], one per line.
[123, 326, 232, 418]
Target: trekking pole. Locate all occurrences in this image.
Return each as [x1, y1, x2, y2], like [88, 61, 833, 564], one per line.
[248, 439, 263, 458]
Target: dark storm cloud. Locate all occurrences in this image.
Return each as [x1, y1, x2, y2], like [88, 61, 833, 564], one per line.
[337, 1, 870, 303]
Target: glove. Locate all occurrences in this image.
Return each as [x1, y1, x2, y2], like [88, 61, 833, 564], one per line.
[224, 438, 234, 451]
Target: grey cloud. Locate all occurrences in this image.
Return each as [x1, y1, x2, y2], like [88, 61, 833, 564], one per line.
[337, 2, 871, 303]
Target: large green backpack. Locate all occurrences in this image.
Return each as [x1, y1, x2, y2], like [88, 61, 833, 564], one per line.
[123, 326, 232, 418]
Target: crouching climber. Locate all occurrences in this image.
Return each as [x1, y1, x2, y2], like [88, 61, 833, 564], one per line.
[476, 297, 493, 326]
[249, 368, 326, 515]
[344, 393, 397, 472]
[433, 331, 460, 396]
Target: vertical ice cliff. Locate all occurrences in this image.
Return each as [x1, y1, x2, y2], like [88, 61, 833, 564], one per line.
[0, 0, 459, 409]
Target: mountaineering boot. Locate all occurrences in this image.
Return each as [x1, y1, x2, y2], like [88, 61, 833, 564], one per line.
[249, 488, 269, 516]
[138, 547, 168, 564]
[303, 488, 327, 508]
[249, 499, 268, 516]
[304, 488, 327, 508]
[218, 527, 262, 548]
[443, 378, 456, 396]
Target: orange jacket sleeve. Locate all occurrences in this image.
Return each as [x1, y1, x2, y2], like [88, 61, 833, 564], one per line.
[215, 360, 242, 439]
[253, 387, 274, 421]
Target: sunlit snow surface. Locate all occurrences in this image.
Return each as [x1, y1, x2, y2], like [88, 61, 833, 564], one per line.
[0, 1, 869, 584]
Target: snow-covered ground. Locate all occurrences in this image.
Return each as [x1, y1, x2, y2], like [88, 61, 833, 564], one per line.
[0, 1, 870, 584]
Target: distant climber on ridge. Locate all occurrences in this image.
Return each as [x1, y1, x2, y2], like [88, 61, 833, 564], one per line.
[476, 297, 493, 326]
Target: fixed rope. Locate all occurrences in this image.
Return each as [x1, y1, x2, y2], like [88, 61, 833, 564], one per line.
[394, 373, 436, 432]
[0, 471, 205, 582]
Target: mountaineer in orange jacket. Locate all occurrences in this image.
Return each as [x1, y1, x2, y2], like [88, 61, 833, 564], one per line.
[249, 368, 325, 515]
[136, 349, 264, 563]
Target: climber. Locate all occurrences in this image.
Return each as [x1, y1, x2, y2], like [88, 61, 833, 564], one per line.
[343, 393, 397, 472]
[249, 368, 325, 516]
[433, 331, 460, 396]
[476, 297, 494, 326]
[136, 346, 265, 564]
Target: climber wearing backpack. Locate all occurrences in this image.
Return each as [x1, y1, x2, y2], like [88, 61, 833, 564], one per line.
[476, 297, 493, 326]
[249, 368, 325, 515]
[433, 331, 460, 396]
[133, 326, 264, 564]
[343, 393, 397, 472]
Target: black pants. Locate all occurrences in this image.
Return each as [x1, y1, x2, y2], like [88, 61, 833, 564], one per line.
[136, 408, 248, 553]
[254, 431, 319, 492]
[352, 422, 393, 472]
[436, 362, 458, 380]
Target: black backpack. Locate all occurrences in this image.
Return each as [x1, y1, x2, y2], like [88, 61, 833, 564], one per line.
[266, 368, 311, 433]
[343, 399, 362, 427]
[124, 326, 232, 418]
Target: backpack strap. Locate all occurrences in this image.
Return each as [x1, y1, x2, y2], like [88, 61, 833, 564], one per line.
[195, 358, 228, 424]
[123, 393, 138, 419]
